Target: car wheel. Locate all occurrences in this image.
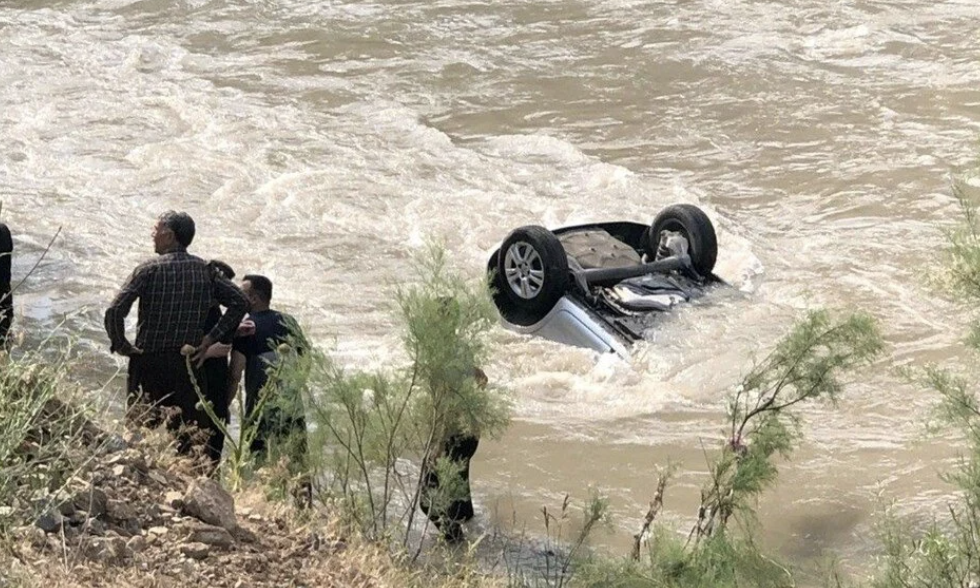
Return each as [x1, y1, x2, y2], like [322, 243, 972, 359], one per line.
[649, 204, 718, 276]
[498, 226, 569, 322]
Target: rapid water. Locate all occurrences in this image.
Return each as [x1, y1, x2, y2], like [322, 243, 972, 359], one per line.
[3, 0, 980, 581]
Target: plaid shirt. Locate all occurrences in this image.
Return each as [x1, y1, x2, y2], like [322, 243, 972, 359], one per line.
[104, 250, 248, 355]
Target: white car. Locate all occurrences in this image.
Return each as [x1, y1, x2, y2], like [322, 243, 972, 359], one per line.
[486, 204, 721, 357]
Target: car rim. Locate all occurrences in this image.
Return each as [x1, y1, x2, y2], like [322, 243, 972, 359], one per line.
[504, 241, 545, 299]
[656, 225, 691, 255]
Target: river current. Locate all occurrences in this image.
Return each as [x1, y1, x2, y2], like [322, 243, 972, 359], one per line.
[3, 0, 980, 581]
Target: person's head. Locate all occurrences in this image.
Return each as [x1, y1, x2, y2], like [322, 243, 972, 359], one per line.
[152, 211, 195, 254]
[208, 259, 236, 281]
[241, 274, 273, 311]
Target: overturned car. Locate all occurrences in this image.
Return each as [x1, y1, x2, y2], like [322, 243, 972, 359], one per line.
[486, 204, 721, 356]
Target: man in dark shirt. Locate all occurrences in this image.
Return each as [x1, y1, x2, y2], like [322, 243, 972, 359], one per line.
[228, 274, 307, 464]
[105, 211, 248, 463]
[0, 222, 12, 347]
[197, 259, 240, 468]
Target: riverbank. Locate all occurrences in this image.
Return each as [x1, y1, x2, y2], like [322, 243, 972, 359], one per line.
[0, 359, 501, 588]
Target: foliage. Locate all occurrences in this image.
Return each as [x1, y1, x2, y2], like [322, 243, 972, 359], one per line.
[858, 180, 980, 588]
[551, 310, 883, 588]
[577, 529, 792, 588]
[694, 309, 883, 543]
[186, 332, 308, 494]
[0, 342, 106, 538]
[300, 243, 511, 548]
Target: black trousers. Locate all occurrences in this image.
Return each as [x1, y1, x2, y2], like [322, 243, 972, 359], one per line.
[201, 356, 231, 464]
[0, 293, 11, 347]
[420, 434, 479, 529]
[127, 351, 224, 467]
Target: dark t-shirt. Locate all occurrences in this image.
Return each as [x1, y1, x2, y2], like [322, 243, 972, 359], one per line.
[232, 309, 300, 415]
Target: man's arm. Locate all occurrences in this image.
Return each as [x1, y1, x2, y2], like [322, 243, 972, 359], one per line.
[190, 276, 248, 365]
[104, 266, 147, 355]
[227, 350, 246, 405]
[208, 276, 249, 343]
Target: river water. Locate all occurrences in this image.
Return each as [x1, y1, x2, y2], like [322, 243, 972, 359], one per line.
[3, 0, 980, 582]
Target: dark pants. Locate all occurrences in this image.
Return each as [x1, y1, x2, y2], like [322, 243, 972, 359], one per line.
[127, 351, 222, 468]
[249, 409, 307, 458]
[201, 356, 231, 465]
[0, 292, 11, 347]
[247, 406, 310, 506]
[420, 434, 479, 540]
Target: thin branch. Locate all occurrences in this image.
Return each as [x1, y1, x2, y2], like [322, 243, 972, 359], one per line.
[8, 227, 62, 298]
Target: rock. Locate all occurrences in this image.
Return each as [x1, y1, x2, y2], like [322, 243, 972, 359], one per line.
[35, 511, 64, 533]
[231, 525, 258, 544]
[127, 535, 148, 553]
[175, 559, 198, 576]
[109, 521, 141, 538]
[147, 471, 170, 486]
[108, 536, 129, 558]
[106, 499, 138, 522]
[180, 542, 211, 560]
[180, 521, 235, 548]
[123, 430, 144, 446]
[164, 490, 184, 509]
[111, 464, 129, 478]
[72, 487, 108, 518]
[148, 526, 169, 536]
[82, 536, 127, 562]
[56, 499, 76, 517]
[129, 455, 149, 474]
[86, 518, 108, 536]
[182, 478, 237, 531]
[100, 433, 129, 455]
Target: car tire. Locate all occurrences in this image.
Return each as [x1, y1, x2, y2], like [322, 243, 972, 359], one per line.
[649, 204, 718, 276]
[497, 225, 569, 323]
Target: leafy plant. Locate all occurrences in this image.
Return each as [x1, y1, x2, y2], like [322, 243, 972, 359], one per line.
[300, 243, 511, 550]
[570, 309, 883, 588]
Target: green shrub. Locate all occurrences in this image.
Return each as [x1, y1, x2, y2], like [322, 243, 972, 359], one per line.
[297, 243, 511, 548]
[568, 309, 883, 588]
[0, 343, 105, 537]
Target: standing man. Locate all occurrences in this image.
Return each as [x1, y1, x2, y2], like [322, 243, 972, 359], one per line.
[0, 221, 12, 347]
[228, 275, 308, 467]
[105, 211, 248, 463]
[419, 367, 487, 544]
[197, 259, 239, 469]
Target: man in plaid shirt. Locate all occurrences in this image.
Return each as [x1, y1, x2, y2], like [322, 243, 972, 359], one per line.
[105, 211, 248, 464]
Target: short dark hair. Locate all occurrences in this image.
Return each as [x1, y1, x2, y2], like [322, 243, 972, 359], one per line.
[243, 274, 273, 303]
[158, 211, 196, 248]
[208, 259, 236, 280]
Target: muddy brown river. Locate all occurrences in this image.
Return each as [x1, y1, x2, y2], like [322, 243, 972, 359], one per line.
[3, 0, 980, 582]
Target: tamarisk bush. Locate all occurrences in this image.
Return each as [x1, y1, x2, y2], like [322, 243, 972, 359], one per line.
[575, 309, 883, 588]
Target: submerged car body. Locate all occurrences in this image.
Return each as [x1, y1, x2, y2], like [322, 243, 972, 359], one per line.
[486, 204, 720, 357]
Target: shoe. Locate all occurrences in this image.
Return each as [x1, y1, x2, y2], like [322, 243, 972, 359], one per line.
[441, 522, 464, 544]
